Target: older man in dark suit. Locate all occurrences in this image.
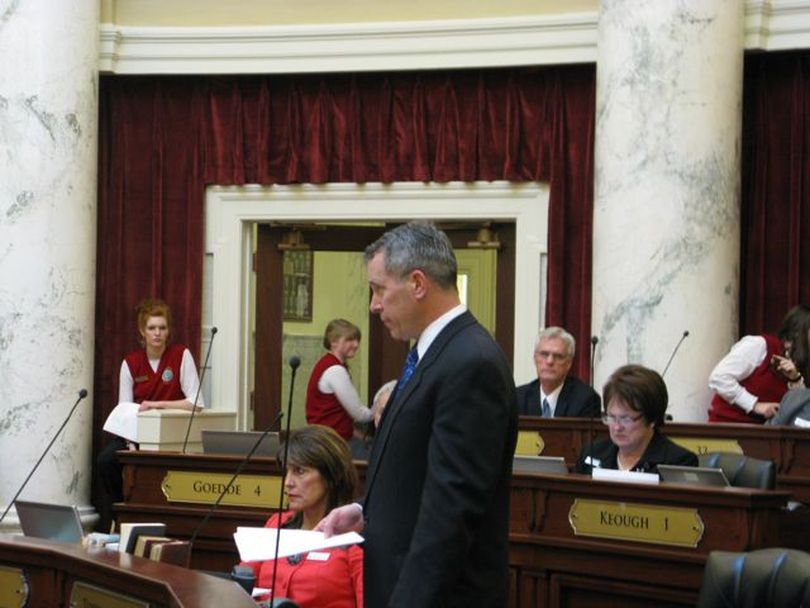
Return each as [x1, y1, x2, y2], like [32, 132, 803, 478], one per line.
[319, 221, 517, 608]
[516, 326, 600, 418]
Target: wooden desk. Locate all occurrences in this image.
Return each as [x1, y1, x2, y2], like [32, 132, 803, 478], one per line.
[0, 533, 255, 608]
[509, 472, 790, 608]
[518, 417, 810, 502]
[118, 451, 803, 607]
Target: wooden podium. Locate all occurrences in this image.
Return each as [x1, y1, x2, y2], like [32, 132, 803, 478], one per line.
[0, 533, 255, 608]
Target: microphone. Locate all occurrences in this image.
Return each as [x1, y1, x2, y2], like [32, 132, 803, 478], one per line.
[269, 355, 301, 607]
[661, 330, 690, 378]
[188, 409, 284, 549]
[589, 336, 599, 390]
[182, 326, 218, 454]
[0, 389, 88, 524]
[585, 336, 599, 475]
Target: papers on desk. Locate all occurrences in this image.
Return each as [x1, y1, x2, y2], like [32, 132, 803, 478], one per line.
[233, 527, 364, 562]
[102, 402, 139, 442]
[592, 467, 659, 485]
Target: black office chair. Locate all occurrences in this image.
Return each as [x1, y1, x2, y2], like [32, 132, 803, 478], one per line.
[697, 548, 810, 608]
[699, 452, 776, 490]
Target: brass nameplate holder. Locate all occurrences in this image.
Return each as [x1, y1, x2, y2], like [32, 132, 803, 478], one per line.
[669, 437, 743, 456]
[70, 581, 148, 608]
[161, 471, 282, 507]
[0, 565, 29, 608]
[515, 431, 545, 456]
[569, 499, 704, 548]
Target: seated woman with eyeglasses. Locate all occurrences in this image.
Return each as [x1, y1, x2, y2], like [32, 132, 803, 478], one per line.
[575, 365, 697, 474]
[241, 425, 363, 607]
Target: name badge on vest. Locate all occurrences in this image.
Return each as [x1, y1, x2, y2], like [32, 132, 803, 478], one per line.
[307, 551, 330, 562]
[584, 456, 601, 468]
[161, 368, 174, 383]
[134, 375, 148, 383]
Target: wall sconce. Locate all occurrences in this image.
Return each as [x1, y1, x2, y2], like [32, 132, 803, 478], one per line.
[277, 229, 310, 251]
[467, 224, 501, 250]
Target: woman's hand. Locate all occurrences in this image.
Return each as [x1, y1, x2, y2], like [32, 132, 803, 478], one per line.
[138, 400, 159, 411]
[771, 355, 801, 382]
[753, 400, 779, 419]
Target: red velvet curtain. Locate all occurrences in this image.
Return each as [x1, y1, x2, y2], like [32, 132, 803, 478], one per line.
[93, 68, 597, 486]
[741, 51, 810, 334]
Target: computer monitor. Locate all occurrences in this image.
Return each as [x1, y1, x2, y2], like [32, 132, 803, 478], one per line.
[657, 464, 730, 487]
[512, 455, 569, 475]
[15, 500, 84, 543]
[201, 430, 280, 457]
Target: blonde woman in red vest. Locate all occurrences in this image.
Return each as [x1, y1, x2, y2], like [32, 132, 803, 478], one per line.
[97, 298, 204, 528]
[708, 305, 810, 423]
[305, 319, 373, 440]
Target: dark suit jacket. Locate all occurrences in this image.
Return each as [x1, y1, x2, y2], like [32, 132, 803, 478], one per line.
[362, 311, 518, 608]
[574, 431, 698, 474]
[515, 375, 601, 418]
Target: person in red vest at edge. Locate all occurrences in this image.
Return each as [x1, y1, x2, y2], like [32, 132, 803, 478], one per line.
[708, 305, 810, 423]
[240, 425, 363, 607]
[306, 319, 373, 440]
[96, 298, 204, 530]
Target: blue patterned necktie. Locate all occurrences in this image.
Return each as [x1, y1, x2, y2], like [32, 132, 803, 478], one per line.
[542, 397, 551, 418]
[398, 347, 420, 390]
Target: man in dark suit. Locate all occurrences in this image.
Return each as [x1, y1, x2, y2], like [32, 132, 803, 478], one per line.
[319, 221, 518, 608]
[516, 326, 600, 418]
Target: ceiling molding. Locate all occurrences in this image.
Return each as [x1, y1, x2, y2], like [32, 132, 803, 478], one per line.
[99, 1, 810, 75]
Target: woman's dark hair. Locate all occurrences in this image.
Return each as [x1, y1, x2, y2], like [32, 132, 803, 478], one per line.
[778, 305, 810, 379]
[278, 425, 359, 529]
[602, 364, 668, 427]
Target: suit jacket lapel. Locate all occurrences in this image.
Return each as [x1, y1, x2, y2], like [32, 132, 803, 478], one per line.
[364, 312, 475, 501]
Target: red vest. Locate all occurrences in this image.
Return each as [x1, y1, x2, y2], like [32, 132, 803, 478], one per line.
[306, 353, 354, 439]
[709, 334, 787, 423]
[125, 343, 186, 403]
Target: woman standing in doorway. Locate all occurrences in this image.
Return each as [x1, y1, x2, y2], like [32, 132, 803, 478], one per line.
[306, 319, 372, 440]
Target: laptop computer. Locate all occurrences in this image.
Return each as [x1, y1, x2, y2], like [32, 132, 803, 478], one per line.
[657, 464, 730, 487]
[15, 499, 85, 543]
[512, 455, 569, 475]
[201, 430, 280, 457]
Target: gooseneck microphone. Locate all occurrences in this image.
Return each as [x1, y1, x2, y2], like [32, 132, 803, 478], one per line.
[0, 388, 89, 524]
[188, 409, 284, 548]
[586, 336, 599, 474]
[269, 355, 301, 608]
[661, 330, 690, 379]
[182, 326, 218, 454]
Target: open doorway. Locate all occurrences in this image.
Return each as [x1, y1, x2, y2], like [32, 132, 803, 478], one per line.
[204, 181, 548, 431]
[252, 222, 515, 431]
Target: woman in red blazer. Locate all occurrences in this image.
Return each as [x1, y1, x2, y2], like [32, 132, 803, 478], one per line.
[243, 425, 363, 608]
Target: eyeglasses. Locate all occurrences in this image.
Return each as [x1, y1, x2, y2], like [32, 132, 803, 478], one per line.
[535, 350, 568, 362]
[601, 413, 644, 427]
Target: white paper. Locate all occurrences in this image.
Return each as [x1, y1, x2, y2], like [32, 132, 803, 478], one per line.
[233, 527, 364, 562]
[592, 467, 660, 485]
[102, 402, 139, 442]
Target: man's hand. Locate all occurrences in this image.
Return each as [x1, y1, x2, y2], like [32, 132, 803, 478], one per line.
[315, 503, 364, 537]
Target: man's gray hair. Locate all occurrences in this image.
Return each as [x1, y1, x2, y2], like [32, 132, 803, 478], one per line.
[535, 326, 575, 358]
[364, 221, 458, 289]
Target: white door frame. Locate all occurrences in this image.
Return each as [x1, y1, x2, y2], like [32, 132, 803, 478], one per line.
[205, 181, 548, 427]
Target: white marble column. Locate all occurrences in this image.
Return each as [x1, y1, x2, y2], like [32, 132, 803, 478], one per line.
[0, 1, 99, 528]
[592, 0, 743, 421]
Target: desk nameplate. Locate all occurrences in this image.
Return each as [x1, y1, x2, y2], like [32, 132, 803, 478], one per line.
[515, 431, 545, 456]
[71, 581, 149, 608]
[0, 565, 28, 608]
[569, 498, 705, 548]
[161, 471, 282, 507]
[669, 437, 743, 456]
